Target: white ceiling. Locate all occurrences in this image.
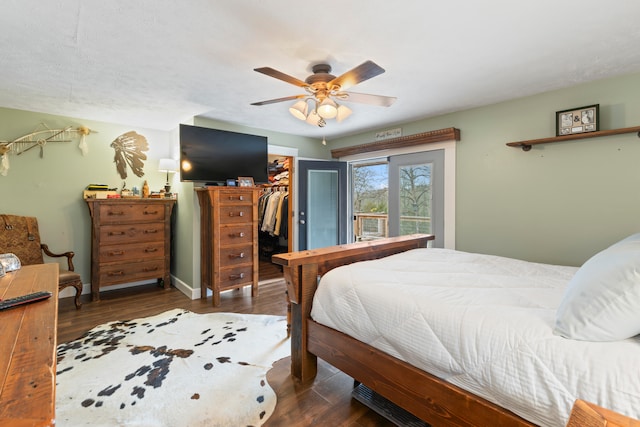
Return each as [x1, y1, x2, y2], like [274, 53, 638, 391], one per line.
[2, 1, 640, 140]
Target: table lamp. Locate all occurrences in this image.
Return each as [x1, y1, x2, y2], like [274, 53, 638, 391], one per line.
[158, 158, 178, 193]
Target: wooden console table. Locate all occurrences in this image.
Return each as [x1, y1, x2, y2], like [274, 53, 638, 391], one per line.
[0, 263, 58, 426]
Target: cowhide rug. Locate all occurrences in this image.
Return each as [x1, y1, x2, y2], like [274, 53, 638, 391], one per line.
[56, 309, 290, 427]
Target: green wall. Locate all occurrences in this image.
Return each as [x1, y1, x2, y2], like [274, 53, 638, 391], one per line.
[331, 72, 640, 266]
[0, 109, 325, 294]
[2, 71, 638, 298]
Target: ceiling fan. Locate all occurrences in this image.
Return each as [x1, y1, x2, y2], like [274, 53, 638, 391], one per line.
[251, 60, 396, 127]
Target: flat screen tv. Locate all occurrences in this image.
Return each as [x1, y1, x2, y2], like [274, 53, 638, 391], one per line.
[179, 124, 268, 185]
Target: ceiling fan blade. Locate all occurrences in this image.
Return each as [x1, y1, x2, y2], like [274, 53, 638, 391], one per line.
[329, 60, 385, 90]
[254, 67, 308, 87]
[338, 91, 397, 107]
[251, 94, 306, 106]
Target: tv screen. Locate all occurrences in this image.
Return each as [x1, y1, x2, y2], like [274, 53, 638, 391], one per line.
[179, 124, 268, 184]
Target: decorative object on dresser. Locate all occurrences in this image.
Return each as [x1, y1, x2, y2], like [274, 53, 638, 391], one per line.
[196, 187, 259, 306]
[56, 309, 290, 427]
[85, 199, 175, 301]
[0, 214, 83, 308]
[158, 158, 178, 193]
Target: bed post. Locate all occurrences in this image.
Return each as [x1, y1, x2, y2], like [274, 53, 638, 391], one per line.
[282, 262, 319, 381]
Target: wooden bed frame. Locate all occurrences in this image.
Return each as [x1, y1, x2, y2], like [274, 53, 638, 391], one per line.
[271, 234, 640, 427]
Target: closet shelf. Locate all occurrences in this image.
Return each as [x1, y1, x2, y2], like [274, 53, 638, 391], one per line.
[506, 125, 640, 151]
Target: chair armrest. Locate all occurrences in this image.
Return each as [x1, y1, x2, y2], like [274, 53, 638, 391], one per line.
[40, 243, 75, 271]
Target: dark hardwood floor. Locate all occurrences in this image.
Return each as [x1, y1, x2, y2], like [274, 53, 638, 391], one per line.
[56, 260, 393, 427]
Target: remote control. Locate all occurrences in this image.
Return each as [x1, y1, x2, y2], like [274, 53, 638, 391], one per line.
[0, 291, 53, 311]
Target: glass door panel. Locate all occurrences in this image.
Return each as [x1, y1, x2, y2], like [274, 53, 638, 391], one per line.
[388, 150, 444, 247]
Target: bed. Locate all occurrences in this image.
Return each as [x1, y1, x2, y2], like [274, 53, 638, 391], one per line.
[272, 234, 640, 427]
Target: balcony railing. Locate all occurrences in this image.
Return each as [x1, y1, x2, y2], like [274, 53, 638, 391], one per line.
[354, 213, 431, 241]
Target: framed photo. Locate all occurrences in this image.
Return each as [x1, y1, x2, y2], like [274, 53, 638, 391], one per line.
[237, 176, 254, 187]
[556, 104, 599, 136]
[226, 178, 236, 187]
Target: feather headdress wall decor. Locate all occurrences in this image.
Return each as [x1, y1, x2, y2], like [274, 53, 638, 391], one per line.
[0, 123, 95, 176]
[110, 131, 148, 179]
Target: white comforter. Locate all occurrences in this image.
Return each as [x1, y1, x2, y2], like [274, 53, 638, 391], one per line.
[310, 248, 640, 427]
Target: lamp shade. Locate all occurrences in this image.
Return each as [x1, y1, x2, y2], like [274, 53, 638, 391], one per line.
[289, 100, 308, 120]
[336, 104, 352, 123]
[158, 158, 178, 173]
[317, 98, 338, 119]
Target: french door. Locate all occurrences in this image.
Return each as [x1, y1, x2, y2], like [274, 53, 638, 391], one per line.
[351, 150, 445, 247]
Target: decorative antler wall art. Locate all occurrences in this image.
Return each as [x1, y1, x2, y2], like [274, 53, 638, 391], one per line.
[110, 131, 148, 179]
[0, 123, 95, 176]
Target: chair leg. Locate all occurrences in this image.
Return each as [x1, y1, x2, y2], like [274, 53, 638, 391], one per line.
[59, 281, 83, 309]
[71, 281, 82, 309]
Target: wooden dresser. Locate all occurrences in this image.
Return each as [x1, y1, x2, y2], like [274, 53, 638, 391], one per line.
[86, 198, 175, 301]
[196, 187, 259, 306]
[0, 264, 58, 426]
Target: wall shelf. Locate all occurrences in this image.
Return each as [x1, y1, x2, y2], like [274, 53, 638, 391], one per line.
[506, 125, 640, 151]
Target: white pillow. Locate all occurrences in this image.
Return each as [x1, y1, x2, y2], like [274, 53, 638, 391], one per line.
[554, 233, 640, 341]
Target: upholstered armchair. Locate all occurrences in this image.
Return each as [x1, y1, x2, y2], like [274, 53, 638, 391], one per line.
[0, 214, 82, 308]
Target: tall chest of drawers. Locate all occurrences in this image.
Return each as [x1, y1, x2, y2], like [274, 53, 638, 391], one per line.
[86, 199, 175, 301]
[196, 187, 259, 306]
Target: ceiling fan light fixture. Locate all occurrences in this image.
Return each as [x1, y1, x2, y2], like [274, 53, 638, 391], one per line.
[252, 60, 393, 127]
[317, 98, 338, 119]
[336, 104, 352, 123]
[288, 99, 308, 120]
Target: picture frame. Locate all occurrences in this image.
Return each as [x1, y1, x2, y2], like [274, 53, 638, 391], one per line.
[237, 176, 254, 187]
[226, 178, 236, 187]
[556, 104, 599, 136]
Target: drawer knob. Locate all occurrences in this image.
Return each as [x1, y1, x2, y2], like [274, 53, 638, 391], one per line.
[108, 211, 125, 216]
[143, 266, 159, 272]
[143, 210, 159, 215]
[107, 271, 125, 276]
[145, 247, 158, 253]
[229, 252, 245, 259]
[229, 273, 245, 280]
[230, 232, 245, 238]
[229, 211, 244, 217]
[109, 250, 125, 256]
[108, 231, 126, 236]
[144, 229, 159, 234]
[228, 196, 244, 201]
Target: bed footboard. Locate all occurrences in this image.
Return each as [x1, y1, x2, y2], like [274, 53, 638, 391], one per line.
[271, 234, 434, 381]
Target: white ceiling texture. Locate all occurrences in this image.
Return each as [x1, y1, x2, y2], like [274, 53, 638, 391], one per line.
[1, 0, 640, 140]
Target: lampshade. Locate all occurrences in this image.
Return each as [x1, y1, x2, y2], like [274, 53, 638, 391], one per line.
[336, 104, 352, 123]
[158, 158, 178, 173]
[288, 100, 308, 120]
[317, 98, 338, 119]
[306, 110, 326, 127]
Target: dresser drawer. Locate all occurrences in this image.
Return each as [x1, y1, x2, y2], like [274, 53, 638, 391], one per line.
[219, 244, 253, 267]
[219, 224, 254, 246]
[99, 259, 165, 285]
[98, 203, 166, 223]
[219, 205, 254, 224]
[218, 190, 255, 205]
[98, 241, 165, 263]
[99, 223, 166, 245]
[218, 265, 254, 290]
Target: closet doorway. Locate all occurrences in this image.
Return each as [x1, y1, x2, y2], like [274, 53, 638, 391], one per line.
[258, 152, 294, 282]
